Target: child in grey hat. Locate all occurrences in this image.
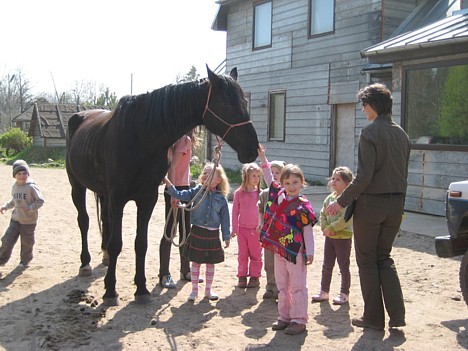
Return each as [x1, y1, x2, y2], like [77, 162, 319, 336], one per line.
[0, 160, 44, 268]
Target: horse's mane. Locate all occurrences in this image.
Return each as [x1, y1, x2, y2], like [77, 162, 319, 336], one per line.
[112, 73, 247, 133]
[113, 79, 206, 130]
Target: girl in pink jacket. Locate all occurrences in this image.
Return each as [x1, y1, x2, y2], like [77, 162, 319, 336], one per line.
[231, 163, 263, 289]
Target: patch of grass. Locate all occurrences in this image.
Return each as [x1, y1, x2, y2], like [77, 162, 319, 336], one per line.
[1, 146, 66, 168]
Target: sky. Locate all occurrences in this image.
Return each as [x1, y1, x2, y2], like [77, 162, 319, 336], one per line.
[0, 0, 227, 98]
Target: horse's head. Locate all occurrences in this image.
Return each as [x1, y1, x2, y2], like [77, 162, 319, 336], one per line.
[204, 66, 258, 163]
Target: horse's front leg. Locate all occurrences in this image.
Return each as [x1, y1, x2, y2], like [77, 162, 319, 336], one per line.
[134, 192, 159, 304]
[70, 182, 92, 277]
[102, 199, 125, 306]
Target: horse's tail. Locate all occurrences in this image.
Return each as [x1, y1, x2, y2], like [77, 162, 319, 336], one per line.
[94, 192, 102, 235]
[94, 193, 109, 266]
[67, 113, 85, 142]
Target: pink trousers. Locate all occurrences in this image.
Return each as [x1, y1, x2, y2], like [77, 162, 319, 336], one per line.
[274, 250, 309, 325]
[236, 226, 263, 278]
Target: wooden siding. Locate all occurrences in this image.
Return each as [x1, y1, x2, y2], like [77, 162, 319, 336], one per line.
[218, 0, 461, 215]
[221, 0, 394, 184]
[407, 150, 468, 215]
[383, 0, 420, 39]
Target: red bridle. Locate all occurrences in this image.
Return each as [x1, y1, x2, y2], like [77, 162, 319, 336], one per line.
[202, 83, 252, 147]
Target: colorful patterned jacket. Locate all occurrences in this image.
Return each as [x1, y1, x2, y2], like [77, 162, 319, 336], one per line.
[260, 181, 317, 263]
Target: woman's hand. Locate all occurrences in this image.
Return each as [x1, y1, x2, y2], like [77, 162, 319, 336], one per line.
[170, 197, 179, 208]
[326, 201, 343, 216]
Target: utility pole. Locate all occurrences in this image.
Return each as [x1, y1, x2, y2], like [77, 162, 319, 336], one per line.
[50, 72, 61, 103]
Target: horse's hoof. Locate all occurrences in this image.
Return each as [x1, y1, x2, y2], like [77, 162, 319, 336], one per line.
[102, 251, 109, 266]
[102, 297, 119, 306]
[78, 265, 92, 277]
[135, 294, 152, 304]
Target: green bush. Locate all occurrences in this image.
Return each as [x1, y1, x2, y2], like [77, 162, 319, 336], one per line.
[0, 128, 32, 156]
[190, 163, 203, 180]
[13, 146, 66, 167]
[190, 163, 243, 184]
[224, 167, 243, 184]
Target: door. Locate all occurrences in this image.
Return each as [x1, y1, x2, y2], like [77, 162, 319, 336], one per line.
[332, 104, 355, 171]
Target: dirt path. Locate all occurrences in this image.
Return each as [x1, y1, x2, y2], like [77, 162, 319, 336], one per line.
[0, 165, 466, 350]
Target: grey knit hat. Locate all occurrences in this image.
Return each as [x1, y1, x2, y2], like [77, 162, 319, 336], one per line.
[12, 159, 29, 177]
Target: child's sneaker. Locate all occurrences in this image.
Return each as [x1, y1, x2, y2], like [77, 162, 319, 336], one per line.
[332, 293, 348, 305]
[284, 322, 306, 335]
[19, 261, 30, 268]
[311, 290, 329, 302]
[188, 291, 198, 301]
[272, 319, 289, 330]
[204, 290, 219, 301]
[237, 276, 247, 288]
[160, 274, 176, 289]
[246, 277, 260, 288]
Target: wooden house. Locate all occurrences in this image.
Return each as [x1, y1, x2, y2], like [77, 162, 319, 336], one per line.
[11, 98, 48, 133]
[29, 103, 108, 147]
[212, 0, 468, 215]
[11, 106, 34, 133]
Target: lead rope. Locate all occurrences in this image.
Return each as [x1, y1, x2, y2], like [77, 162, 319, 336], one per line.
[163, 80, 251, 247]
[163, 145, 222, 247]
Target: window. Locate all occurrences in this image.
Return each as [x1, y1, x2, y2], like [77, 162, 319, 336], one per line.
[403, 61, 468, 150]
[253, 1, 272, 49]
[309, 0, 335, 37]
[268, 91, 285, 141]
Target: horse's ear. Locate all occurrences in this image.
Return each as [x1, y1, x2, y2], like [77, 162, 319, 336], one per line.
[206, 65, 220, 85]
[229, 67, 238, 81]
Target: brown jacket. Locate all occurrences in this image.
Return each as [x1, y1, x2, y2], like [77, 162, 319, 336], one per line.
[337, 115, 411, 207]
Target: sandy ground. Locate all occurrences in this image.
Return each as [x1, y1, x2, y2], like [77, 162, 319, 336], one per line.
[0, 165, 466, 351]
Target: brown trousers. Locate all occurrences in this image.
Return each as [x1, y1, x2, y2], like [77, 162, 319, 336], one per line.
[159, 187, 191, 278]
[353, 193, 406, 328]
[0, 219, 36, 265]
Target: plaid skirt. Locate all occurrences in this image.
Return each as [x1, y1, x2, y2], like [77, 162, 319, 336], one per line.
[182, 225, 225, 264]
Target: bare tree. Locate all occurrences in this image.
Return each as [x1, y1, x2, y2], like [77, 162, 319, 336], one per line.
[71, 80, 97, 105]
[0, 69, 33, 132]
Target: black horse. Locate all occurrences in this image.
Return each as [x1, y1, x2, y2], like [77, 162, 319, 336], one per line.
[66, 66, 258, 306]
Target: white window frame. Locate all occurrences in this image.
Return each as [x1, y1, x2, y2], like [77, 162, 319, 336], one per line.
[253, 1, 272, 50]
[309, 0, 335, 37]
[268, 90, 286, 141]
